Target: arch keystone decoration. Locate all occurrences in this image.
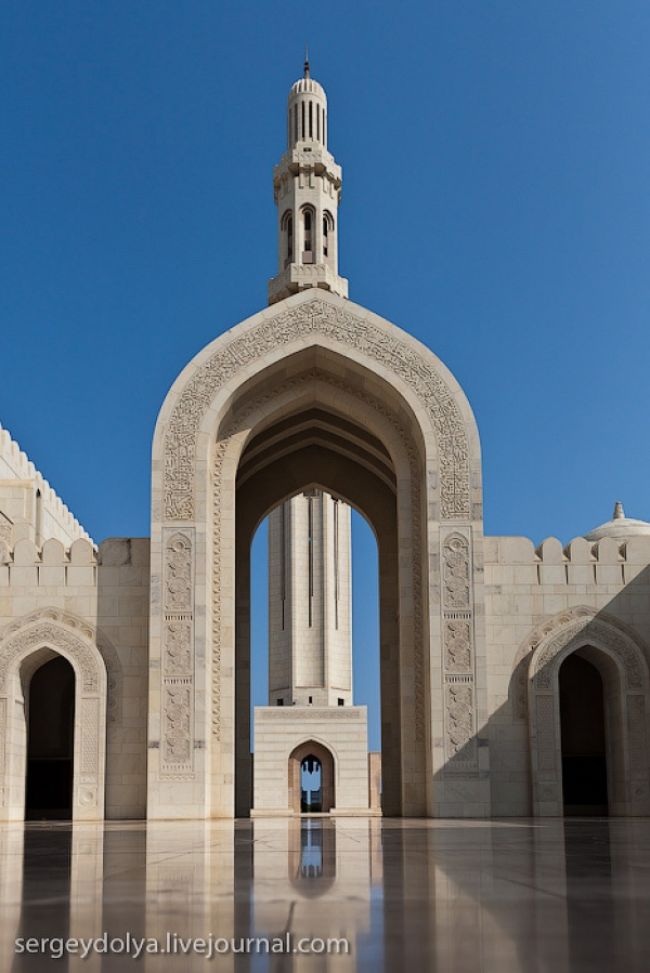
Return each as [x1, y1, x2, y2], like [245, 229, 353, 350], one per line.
[0, 609, 108, 821]
[527, 607, 650, 816]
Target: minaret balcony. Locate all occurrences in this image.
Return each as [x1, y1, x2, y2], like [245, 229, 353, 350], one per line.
[268, 262, 348, 305]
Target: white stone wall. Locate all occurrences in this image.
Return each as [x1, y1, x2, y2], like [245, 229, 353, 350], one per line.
[253, 706, 370, 814]
[484, 534, 650, 815]
[0, 535, 150, 819]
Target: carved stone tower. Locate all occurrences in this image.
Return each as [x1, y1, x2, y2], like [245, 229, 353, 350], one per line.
[267, 491, 353, 707]
[268, 57, 348, 305]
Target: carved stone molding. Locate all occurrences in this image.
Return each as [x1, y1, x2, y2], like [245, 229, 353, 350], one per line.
[0, 607, 121, 724]
[530, 613, 647, 690]
[163, 296, 471, 522]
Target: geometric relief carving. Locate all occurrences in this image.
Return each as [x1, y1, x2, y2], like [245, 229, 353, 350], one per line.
[442, 531, 476, 770]
[164, 618, 192, 674]
[80, 697, 100, 780]
[532, 616, 645, 691]
[164, 534, 193, 611]
[163, 297, 470, 522]
[163, 683, 192, 764]
[161, 532, 194, 775]
[211, 442, 228, 742]
[445, 683, 475, 762]
[442, 534, 471, 610]
[444, 618, 472, 671]
[0, 615, 101, 693]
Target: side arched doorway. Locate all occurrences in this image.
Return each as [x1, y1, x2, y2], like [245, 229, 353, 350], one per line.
[528, 609, 650, 817]
[0, 611, 108, 822]
[288, 741, 335, 814]
[559, 652, 608, 815]
[25, 656, 75, 820]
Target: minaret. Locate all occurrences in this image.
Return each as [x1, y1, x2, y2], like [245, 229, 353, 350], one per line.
[268, 491, 353, 707]
[268, 57, 348, 305]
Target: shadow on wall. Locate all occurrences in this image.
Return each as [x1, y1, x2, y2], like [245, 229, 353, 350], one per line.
[440, 561, 650, 818]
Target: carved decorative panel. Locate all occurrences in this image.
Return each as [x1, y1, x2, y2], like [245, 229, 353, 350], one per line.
[442, 532, 477, 770]
[161, 531, 194, 777]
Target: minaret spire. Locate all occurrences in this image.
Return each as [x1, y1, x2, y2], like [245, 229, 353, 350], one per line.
[268, 64, 348, 305]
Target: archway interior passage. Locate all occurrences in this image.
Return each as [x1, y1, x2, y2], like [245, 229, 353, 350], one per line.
[250, 505, 381, 749]
[25, 656, 75, 820]
[301, 755, 322, 812]
[559, 652, 608, 816]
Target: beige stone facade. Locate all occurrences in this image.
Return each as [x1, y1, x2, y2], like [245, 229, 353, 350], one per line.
[1, 63, 650, 822]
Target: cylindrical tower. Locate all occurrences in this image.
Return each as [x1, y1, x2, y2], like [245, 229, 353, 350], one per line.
[268, 58, 348, 305]
[268, 490, 352, 707]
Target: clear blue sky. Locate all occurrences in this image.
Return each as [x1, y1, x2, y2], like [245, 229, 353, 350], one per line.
[2, 2, 649, 749]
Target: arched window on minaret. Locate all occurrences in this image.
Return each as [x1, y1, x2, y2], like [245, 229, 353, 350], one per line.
[302, 207, 314, 263]
[281, 211, 293, 266]
[323, 211, 335, 264]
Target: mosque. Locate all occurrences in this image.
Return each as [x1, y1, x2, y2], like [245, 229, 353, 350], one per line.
[2, 60, 650, 822]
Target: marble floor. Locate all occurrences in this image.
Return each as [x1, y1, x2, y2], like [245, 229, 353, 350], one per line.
[2, 816, 650, 971]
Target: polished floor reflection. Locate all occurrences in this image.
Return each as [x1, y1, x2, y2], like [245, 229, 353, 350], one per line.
[2, 817, 650, 971]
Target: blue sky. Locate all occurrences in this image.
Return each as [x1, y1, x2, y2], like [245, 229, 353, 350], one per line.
[2, 2, 649, 748]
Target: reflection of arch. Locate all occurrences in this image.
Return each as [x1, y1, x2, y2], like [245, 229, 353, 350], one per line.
[527, 607, 650, 816]
[0, 609, 108, 821]
[150, 289, 485, 820]
[288, 820, 336, 897]
[288, 740, 336, 814]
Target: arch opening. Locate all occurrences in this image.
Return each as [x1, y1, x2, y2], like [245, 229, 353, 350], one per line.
[226, 353, 428, 818]
[559, 651, 608, 815]
[288, 741, 335, 814]
[25, 655, 75, 820]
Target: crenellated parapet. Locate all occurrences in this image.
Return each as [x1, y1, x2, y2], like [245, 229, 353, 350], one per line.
[0, 536, 149, 588]
[0, 422, 92, 546]
[484, 534, 650, 586]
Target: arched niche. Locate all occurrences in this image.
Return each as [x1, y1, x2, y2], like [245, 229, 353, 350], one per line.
[527, 608, 650, 817]
[0, 610, 108, 821]
[149, 289, 487, 820]
[288, 740, 336, 814]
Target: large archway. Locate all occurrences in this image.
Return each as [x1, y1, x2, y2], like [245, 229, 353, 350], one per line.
[149, 289, 488, 819]
[527, 607, 650, 816]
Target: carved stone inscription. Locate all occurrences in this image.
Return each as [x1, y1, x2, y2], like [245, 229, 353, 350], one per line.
[163, 297, 471, 522]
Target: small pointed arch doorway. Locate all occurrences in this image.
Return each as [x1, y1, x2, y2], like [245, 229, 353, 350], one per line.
[559, 651, 608, 815]
[24, 652, 75, 820]
[289, 741, 335, 814]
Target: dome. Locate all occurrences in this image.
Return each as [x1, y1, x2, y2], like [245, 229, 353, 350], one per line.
[584, 502, 650, 541]
[290, 77, 327, 101]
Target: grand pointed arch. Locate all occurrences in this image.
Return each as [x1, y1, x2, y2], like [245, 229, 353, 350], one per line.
[148, 288, 489, 819]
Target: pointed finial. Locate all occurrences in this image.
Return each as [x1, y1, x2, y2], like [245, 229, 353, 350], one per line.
[304, 46, 310, 79]
[613, 500, 625, 520]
